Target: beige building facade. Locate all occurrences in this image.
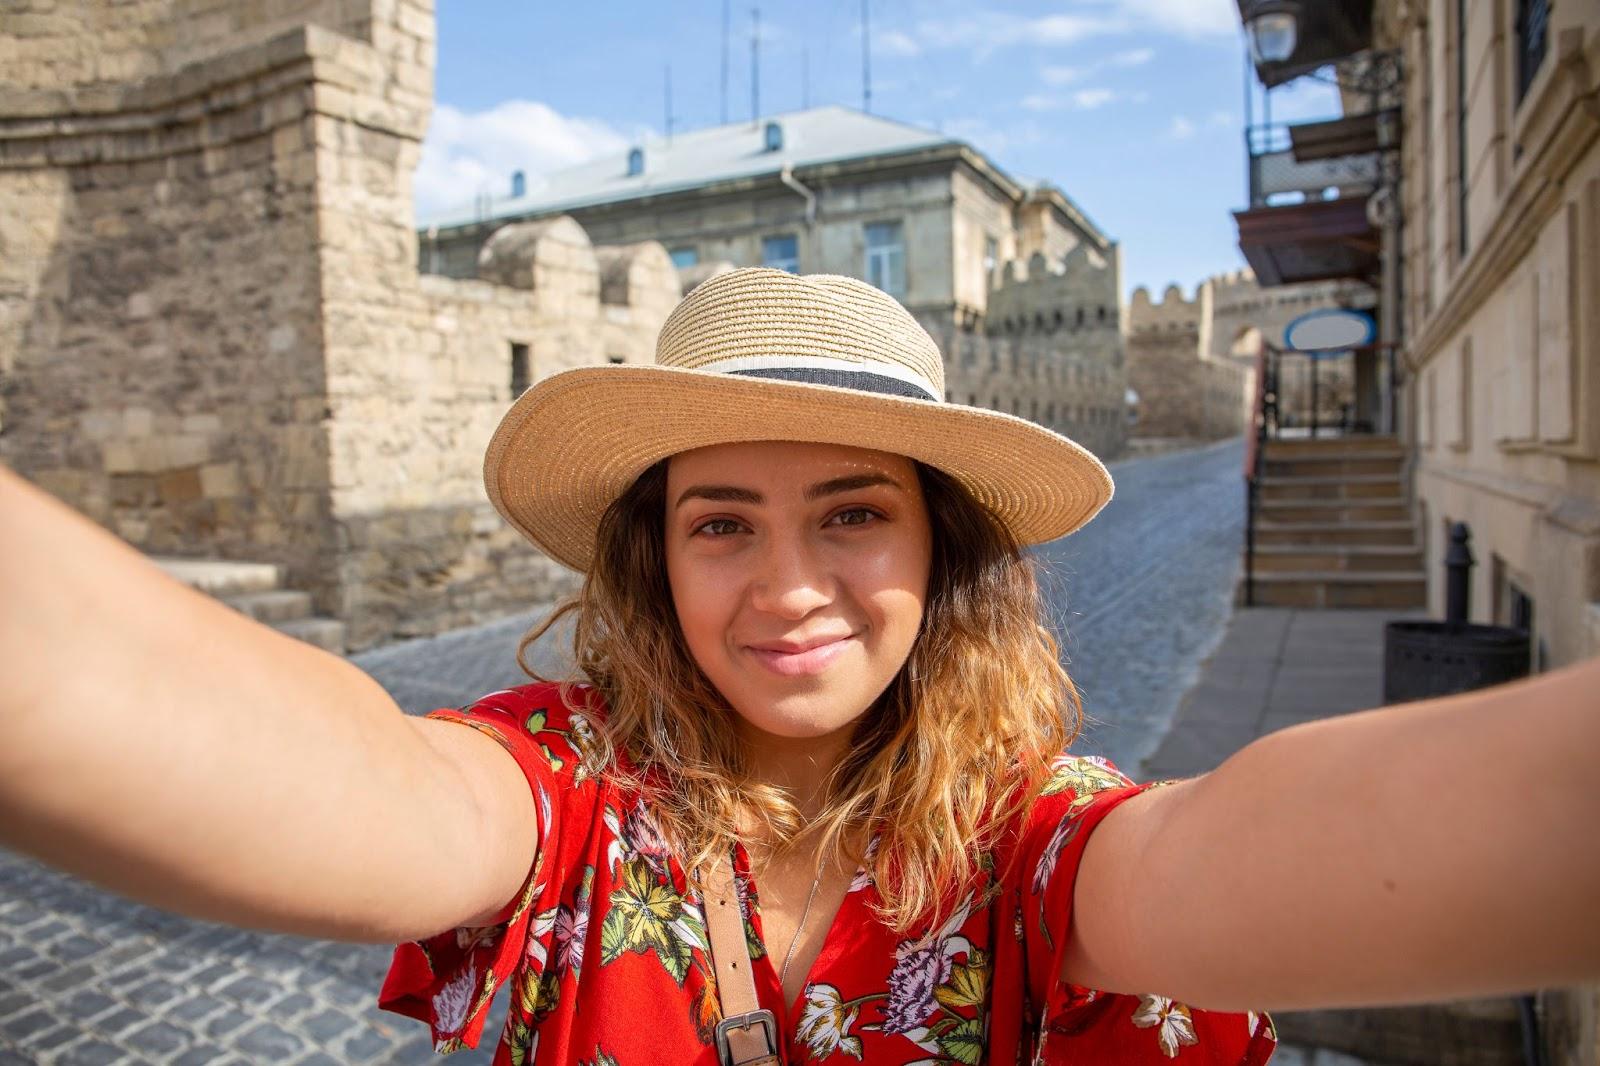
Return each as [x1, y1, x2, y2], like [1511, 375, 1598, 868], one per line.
[1387, 1, 1600, 673]
[0, 1, 675, 650]
[422, 108, 1130, 460]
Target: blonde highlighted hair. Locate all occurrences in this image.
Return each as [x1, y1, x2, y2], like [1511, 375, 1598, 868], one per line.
[520, 458, 1080, 931]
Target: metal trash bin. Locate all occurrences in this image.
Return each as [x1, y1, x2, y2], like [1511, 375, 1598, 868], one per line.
[1382, 621, 1531, 704]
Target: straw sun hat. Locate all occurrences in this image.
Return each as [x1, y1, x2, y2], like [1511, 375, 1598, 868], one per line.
[483, 266, 1114, 572]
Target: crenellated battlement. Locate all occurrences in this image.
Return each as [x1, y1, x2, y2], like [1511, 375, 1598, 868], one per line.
[985, 245, 1120, 339]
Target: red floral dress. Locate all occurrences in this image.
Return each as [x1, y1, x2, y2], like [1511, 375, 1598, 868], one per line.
[379, 683, 1277, 1063]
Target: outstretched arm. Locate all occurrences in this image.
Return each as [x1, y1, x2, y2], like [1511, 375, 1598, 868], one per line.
[0, 465, 537, 944]
[1064, 653, 1600, 1011]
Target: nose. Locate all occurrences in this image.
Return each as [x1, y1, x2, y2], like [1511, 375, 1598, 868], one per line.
[746, 528, 834, 620]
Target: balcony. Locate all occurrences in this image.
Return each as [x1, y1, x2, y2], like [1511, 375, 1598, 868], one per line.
[1233, 117, 1386, 288]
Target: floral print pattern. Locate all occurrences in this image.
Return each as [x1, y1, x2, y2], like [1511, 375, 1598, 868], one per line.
[378, 683, 1277, 1064]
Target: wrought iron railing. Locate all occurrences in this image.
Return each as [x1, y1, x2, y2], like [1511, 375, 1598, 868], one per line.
[1245, 123, 1380, 208]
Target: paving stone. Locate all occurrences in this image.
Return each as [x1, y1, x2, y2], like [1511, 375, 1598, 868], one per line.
[187, 961, 245, 989]
[94, 1005, 149, 1037]
[57, 1039, 129, 1065]
[39, 961, 103, 994]
[47, 934, 109, 965]
[125, 1018, 192, 1056]
[0, 945, 35, 968]
[0, 1050, 36, 1066]
[203, 1007, 254, 1039]
[63, 989, 118, 1020]
[292, 1054, 346, 1066]
[235, 1020, 306, 1058]
[10, 957, 59, 981]
[298, 1007, 357, 1044]
[1, 1007, 56, 1042]
[29, 1023, 86, 1052]
[340, 1025, 395, 1059]
[211, 974, 279, 1006]
[124, 976, 188, 1012]
[264, 990, 316, 1021]
[166, 992, 230, 1025]
[171, 1046, 235, 1066]
[0, 990, 33, 1018]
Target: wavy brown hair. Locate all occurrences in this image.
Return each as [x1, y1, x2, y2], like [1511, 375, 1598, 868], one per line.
[519, 456, 1081, 930]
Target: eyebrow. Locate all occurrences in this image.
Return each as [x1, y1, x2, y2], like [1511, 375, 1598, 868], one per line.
[673, 473, 904, 509]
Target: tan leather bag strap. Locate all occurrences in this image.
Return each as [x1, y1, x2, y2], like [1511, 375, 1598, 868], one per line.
[702, 857, 782, 1066]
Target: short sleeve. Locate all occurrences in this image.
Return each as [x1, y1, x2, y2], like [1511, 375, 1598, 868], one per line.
[376, 686, 571, 1054]
[1019, 755, 1279, 1063]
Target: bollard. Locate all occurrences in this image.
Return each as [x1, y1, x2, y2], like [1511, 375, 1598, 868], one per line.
[1444, 522, 1474, 623]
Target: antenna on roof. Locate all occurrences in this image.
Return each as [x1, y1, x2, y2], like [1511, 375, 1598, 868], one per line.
[861, 0, 871, 113]
[720, 0, 730, 125]
[751, 7, 760, 126]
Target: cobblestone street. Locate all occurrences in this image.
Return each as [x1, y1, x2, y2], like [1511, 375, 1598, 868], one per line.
[1, 439, 1247, 1064]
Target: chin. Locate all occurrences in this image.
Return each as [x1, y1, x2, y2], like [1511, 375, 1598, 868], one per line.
[728, 686, 874, 740]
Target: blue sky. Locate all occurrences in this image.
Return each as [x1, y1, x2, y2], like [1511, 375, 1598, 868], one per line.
[422, 0, 1340, 298]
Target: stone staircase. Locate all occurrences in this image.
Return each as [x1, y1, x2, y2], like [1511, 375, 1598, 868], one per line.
[1244, 436, 1426, 609]
[153, 558, 347, 653]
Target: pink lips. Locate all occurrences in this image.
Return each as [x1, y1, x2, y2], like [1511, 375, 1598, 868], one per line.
[746, 634, 857, 677]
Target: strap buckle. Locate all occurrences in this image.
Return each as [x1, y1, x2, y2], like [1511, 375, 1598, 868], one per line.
[713, 1008, 781, 1066]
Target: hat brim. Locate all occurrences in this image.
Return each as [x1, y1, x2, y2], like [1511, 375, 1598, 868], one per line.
[483, 364, 1115, 572]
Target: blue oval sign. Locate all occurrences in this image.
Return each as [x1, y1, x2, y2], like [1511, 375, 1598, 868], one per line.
[1284, 308, 1375, 352]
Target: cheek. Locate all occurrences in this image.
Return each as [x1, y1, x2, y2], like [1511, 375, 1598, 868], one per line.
[666, 547, 736, 659]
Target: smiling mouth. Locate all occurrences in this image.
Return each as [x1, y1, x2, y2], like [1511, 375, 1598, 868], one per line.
[746, 635, 857, 677]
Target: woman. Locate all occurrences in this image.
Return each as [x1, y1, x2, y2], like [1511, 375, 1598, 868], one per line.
[0, 269, 1596, 1065]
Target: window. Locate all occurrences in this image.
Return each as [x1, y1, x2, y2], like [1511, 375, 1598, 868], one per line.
[762, 234, 799, 273]
[764, 121, 784, 152]
[627, 147, 645, 177]
[982, 236, 998, 279]
[864, 221, 906, 298]
[510, 342, 531, 398]
[669, 246, 699, 269]
[1515, 0, 1548, 105]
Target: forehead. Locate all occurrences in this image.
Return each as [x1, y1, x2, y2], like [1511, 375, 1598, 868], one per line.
[666, 440, 918, 486]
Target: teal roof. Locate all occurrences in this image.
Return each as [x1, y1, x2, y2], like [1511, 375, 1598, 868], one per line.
[420, 105, 960, 230]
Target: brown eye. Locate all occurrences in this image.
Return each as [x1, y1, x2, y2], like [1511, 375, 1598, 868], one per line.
[695, 518, 743, 537]
[829, 507, 879, 528]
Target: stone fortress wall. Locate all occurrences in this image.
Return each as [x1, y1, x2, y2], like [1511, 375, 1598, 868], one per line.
[1125, 269, 1374, 440]
[0, 0, 674, 650]
[931, 244, 1126, 460]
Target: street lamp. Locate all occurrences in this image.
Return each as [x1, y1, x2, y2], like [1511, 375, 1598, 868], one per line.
[1244, 0, 1300, 64]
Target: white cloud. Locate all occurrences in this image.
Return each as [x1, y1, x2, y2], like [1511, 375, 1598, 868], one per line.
[914, 11, 1116, 56]
[1021, 87, 1120, 112]
[1073, 88, 1117, 110]
[1042, 64, 1089, 85]
[1208, 109, 1235, 126]
[943, 116, 1045, 156]
[1108, 47, 1155, 67]
[877, 29, 922, 57]
[414, 100, 631, 222]
[1168, 115, 1197, 139]
[909, 1, 1233, 58]
[1097, 0, 1236, 36]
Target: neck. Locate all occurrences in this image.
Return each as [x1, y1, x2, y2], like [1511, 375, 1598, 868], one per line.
[735, 718, 858, 825]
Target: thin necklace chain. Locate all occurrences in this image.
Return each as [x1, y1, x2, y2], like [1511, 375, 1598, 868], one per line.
[778, 863, 826, 990]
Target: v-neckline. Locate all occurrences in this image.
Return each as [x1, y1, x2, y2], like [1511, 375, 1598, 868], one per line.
[731, 838, 873, 1033]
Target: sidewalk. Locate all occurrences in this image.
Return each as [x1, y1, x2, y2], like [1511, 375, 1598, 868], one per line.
[1140, 607, 1528, 1066]
[1140, 607, 1406, 780]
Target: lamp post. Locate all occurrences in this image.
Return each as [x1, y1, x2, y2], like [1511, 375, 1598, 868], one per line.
[1243, 0, 1300, 64]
